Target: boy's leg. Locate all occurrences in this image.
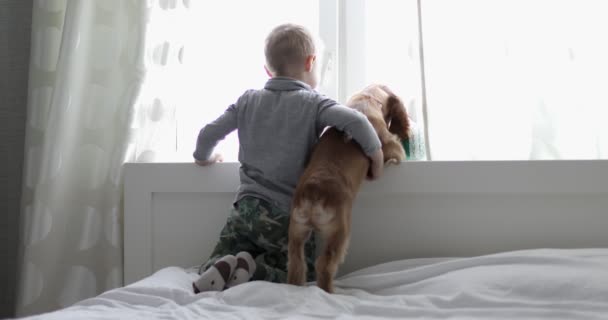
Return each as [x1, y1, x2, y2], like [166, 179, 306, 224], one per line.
[304, 234, 317, 282]
[194, 203, 258, 292]
[198, 203, 258, 274]
[240, 198, 317, 283]
[197, 197, 317, 289]
[250, 234, 317, 283]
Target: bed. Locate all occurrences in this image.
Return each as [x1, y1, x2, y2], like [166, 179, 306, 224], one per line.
[22, 161, 608, 319]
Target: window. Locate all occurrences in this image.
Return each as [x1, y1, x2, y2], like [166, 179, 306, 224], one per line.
[147, 0, 608, 162]
[422, 0, 608, 160]
[174, 1, 320, 162]
[343, 0, 422, 122]
[162, 0, 425, 162]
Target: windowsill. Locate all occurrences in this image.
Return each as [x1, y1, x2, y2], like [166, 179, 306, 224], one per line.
[124, 160, 608, 195]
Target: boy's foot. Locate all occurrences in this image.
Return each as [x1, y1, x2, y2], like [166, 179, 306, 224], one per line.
[192, 254, 237, 293]
[226, 251, 256, 288]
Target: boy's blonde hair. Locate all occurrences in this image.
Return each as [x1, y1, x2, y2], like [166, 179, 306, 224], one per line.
[264, 24, 316, 76]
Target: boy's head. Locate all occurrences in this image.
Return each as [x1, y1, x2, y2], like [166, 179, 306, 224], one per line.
[264, 23, 319, 88]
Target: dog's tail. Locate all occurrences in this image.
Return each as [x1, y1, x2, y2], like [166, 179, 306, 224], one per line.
[291, 199, 313, 225]
[292, 199, 337, 228]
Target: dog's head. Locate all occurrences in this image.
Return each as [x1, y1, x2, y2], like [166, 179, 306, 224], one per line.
[346, 84, 411, 141]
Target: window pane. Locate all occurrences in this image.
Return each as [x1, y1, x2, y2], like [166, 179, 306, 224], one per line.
[423, 0, 608, 160]
[362, 0, 426, 159]
[364, 0, 422, 119]
[174, 1, 319, 162]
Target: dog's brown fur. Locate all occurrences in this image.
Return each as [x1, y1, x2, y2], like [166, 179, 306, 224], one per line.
[287, 84, 410, 293]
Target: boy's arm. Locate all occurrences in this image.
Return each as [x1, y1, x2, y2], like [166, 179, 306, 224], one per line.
[193, 104, 237, 163]
[317, 99, 384, 179]
[317, 100, 382, 156]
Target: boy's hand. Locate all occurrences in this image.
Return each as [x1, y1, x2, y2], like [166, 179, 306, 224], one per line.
[195, 153, 224, 166]
[367, 149, 384, 180]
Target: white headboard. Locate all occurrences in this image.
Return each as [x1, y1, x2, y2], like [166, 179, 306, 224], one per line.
[123, 161, 608, 285]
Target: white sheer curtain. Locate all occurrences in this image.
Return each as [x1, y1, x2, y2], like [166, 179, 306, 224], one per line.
[18, 0, 319, 315]
[18, 0, 180, 315]
[422, 0, 608, 160]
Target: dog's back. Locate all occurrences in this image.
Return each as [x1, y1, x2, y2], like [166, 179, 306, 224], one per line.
[292, 128, 368, 212]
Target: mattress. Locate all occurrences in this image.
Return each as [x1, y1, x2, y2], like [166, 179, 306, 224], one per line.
[21, 248, 608, 319]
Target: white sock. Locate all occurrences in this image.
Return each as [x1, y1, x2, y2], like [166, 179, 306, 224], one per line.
[193, 254, 237, 293]
[226, 251, 256, 288]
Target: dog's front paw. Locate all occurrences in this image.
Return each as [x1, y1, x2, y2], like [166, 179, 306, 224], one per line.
[382, 140, 406, 165]
[385, 158, 399, 165]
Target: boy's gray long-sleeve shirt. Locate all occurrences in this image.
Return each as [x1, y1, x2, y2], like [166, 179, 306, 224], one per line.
[194, 77, 381, 213]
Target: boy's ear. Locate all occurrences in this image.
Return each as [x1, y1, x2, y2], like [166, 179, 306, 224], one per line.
[264, 65, 274, 78]
[304, 55, 316, 72]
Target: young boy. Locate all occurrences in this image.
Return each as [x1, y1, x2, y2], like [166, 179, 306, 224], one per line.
[192, 23, 384, 292]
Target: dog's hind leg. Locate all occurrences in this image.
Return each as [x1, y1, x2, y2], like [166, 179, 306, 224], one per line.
[287, 205, 312, 286]
[315, 206, 350, 293]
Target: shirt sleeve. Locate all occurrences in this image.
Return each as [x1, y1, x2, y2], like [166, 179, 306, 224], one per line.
[316, 97, 382, 157]
[193, 103, 238, 161]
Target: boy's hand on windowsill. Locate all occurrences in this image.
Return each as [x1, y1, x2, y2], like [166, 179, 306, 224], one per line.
[195, 153, 224, 166]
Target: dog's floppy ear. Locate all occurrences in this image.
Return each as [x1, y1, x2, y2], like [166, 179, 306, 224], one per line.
[386, 94, 411, 141]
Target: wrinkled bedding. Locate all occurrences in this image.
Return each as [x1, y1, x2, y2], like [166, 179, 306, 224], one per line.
[23, 249, 608, 319]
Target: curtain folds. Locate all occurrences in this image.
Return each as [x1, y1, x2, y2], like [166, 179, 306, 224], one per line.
[17, 0, 164, 315]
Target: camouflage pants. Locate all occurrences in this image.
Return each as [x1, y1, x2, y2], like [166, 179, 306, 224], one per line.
[199, 196, 317, 283]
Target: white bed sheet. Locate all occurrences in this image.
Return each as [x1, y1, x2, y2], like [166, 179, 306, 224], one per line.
[22, 249, 608, 319]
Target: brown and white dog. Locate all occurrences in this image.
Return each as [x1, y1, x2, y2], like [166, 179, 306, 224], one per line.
[287, 84, 410, 293]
